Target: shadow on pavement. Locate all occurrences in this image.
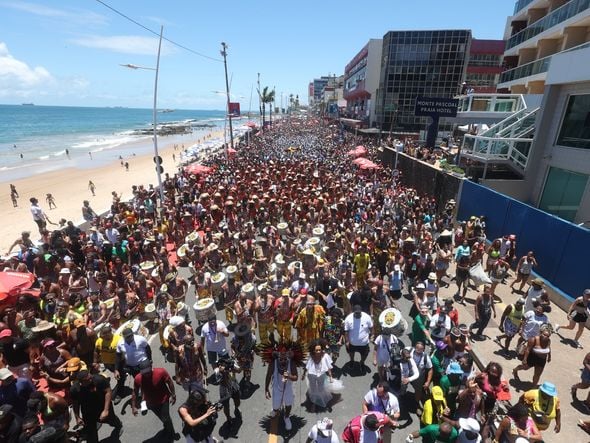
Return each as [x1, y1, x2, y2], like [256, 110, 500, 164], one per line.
[218, 414, 243, 439]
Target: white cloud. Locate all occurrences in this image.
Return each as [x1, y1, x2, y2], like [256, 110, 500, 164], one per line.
[0, 1, 107, 26]
[69, 35, 176, 56]
[0, 42, 53, 90]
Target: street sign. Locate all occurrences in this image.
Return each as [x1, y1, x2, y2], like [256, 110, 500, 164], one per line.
[156, 166, 164, 174]
[414, 96, 458, 117]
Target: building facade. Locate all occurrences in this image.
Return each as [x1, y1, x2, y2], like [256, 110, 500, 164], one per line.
[376, 30, 471, 134]
[498, 0, 590, 94]
[466, 39, 505, 93]
[342, 39, 382, 126]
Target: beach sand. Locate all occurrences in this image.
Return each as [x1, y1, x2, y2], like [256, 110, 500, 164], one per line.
[0, 130, 225, 255]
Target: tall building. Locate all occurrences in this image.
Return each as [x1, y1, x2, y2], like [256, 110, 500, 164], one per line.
[342, 39, 382, 126]
[498, 0, 590, 94]
[376, 30, 471, 134]
[466, 39, 505, 93]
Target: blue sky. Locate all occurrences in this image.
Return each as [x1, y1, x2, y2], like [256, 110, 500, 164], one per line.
[0, 0, 514, 110]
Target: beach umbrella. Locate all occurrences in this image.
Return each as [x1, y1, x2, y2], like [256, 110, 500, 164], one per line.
[0, 271, 36, 300]
[245, 121, 257, 128]
[227, 147, 237, 155]
[355, 145, 367, 155]
[184, 163, 213, 175]
[352, 157, 369, 165]
[359, 160, 381, 170]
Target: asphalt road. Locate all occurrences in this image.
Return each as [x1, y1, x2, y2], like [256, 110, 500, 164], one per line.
[92, 267, 426, 443]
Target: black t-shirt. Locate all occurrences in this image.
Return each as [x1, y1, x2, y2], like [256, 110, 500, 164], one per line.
[0, 413, 22, 443]
[1, 338, 31, 367]
[70, 374, 110, 419]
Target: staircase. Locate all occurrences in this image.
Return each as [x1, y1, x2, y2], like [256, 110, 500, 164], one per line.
[460, 104, 539, 174]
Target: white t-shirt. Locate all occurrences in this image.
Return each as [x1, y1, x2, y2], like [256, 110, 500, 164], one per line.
[429, 313, 451, 339]
[522, 310, 548, 340]
[363, 389, 400, 416]
[200, 320, 228, 353]
[116, 335, 149, 366]
[344, 312, 373, 346]
[30, 205, 44, 221]
[307, 424, 340, 443]
[374, 334, 398, 365]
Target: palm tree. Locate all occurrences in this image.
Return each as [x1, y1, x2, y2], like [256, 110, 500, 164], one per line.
[261, 86, 275, 128]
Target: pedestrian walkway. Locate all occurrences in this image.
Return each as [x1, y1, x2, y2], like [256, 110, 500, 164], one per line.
[437, 264, 588, 442]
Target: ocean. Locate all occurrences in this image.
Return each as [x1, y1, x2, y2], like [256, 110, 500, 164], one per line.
[0, 105, 230, 181]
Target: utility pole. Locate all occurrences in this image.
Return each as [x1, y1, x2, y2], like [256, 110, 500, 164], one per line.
[220, 42, 234, 154]
[257, 73, 263, 128]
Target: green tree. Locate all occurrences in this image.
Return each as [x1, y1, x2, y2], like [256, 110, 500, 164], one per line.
[261, 86, 275, 127]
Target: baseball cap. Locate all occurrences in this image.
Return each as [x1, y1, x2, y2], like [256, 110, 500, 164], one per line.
[415, 283, 425, 290]
[122, 328, 134, 338]
[435, 340, 448, 350]
[431, 386, 444, 401]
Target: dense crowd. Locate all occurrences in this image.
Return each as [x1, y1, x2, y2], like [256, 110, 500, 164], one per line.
[1, 117, 587, 443]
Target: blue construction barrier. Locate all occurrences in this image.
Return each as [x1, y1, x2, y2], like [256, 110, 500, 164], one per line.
[457, 180, 589, 300]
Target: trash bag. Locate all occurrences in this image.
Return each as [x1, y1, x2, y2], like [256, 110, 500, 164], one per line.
[469, 262, 492, 286]
[326, 378, 345, 394]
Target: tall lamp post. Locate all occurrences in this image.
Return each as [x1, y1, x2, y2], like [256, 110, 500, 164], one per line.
[121, 25, 165, 210]
[220, 42, 234, 158]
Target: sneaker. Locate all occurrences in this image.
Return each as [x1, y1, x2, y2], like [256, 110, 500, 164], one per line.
[576, 340, 584, 349]
[270, 409, 278, 418]
[284, 416, 292, 431]
[554, 324, 560, 333]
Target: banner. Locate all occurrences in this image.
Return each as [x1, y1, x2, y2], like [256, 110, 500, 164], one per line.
[228, 102, 240, 117]
[414, 97, 458, 117]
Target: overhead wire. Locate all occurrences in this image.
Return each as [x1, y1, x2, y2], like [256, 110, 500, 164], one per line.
[94, 0, 223, 63]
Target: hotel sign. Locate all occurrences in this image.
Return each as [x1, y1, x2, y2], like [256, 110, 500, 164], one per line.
[414, 96, 458, 117]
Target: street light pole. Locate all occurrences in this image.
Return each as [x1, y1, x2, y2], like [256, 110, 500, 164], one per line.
[220, 42, 234, 157]
[153, 26, 165, 210]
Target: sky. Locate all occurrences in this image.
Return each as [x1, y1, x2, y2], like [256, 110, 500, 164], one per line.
[0, 0, 515, 110]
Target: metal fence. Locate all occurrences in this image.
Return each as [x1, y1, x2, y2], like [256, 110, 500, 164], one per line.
[457, 180, 590, 299]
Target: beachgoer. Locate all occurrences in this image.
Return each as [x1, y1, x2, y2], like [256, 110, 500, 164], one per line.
[88, 180, 96, 196]
[45, 193, 56, 210]
[29, 197, 50, 234]
[555, 288, 590, 348]
[510, 251, 538, 294]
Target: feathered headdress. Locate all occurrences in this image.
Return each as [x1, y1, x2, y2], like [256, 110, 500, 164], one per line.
[255, 338, 307, 367]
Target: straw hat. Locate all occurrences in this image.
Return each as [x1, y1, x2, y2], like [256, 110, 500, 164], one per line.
[31, 320, 56, 333]
[207, 243, 218, 253]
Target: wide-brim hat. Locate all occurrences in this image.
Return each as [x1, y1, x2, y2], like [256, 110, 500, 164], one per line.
[539, 381, 557, 396]
[31, 320, 56, 333]
[531, 278, 544, 286]
[234, 323, 251, 337]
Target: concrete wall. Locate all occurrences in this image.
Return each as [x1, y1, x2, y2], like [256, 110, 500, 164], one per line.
[479, 178, 530, 202]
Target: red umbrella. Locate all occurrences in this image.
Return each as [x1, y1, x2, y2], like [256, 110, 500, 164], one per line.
[184, 163, 213, 175]
[0, 271, 35, 300]
[355, 145, 367, 155]
[227, 147, 237, 155]
[245, 121, 257, 128]
[359, 160, 381, 170]
[352, 157, 369, 165]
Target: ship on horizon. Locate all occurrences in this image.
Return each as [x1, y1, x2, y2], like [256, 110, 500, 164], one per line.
[21, 103, 34, 106]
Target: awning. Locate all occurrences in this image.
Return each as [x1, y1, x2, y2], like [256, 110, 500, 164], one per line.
[339, 118, 363, 127]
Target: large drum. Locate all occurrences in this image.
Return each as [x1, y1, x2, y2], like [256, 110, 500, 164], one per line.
[193, 298, 216, 322]
[277, 222, 288, 235]
[306, 237, 321, 252]
[225, 265, 238, 279]
[274, 254, 286, 270]
[242, 282, 255, 298]
[116, 318, 148, 338]
[211, 272, 226, 289]
[177, 244, 189, 259]
[312, 226, 325, 239]
[144, 303, 157, 319]
[378, 307, 407, 337]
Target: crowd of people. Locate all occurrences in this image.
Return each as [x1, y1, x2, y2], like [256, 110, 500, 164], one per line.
[0, 117, 587, 443]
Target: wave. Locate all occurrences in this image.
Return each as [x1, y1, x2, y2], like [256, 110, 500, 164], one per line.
[52, 150, 67, 157]
[71, 134, 146, 150]
[38, 155, 50, 160]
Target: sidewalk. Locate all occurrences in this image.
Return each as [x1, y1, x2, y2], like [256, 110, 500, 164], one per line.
[436, 265, 588, 442]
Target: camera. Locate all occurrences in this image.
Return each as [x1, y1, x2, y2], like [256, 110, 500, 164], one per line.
[213, 402, 224, 411]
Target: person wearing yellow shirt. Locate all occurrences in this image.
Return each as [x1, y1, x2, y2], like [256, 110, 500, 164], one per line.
[94, 324, 121, 372]
[421, 386, 450, 427]
[520, 381, 561, 433]
[353, 242, 371, 286]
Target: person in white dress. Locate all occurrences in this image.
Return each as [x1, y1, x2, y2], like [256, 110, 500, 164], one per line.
[302, 339, 334, 409]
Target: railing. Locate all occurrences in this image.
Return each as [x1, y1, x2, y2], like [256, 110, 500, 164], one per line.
[500, 41, 590, 84]
[461, 107, 540, 171]
[514, 0, 537, 14]
[507, 0, 590, 50]
[456, 94, 527, 114]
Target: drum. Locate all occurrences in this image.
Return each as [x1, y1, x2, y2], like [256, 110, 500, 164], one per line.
[378, 307, 407, 337]
[162, 325, 173, 341]
[188, 262, 198, 277]
[225, 265, 238, 279]
[242, 282, 255, 297]
[186, 231, 200, 243]
[144, 303, 157, 319]
[312, 226, 325, 239]
[193, 298, 216, 322]
[211, 272, 226, 289]
[288, 261, 302, 273]
[176, 302, 188, 317]
[177, 244, 189, 258]
[274, 254, 286, 269]
[306, 237, 321, 252]
[277, 222, 288, 235]
[116, 318, 141, 336]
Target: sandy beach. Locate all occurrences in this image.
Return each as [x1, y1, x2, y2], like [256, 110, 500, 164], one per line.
[0, 130, 224, 255]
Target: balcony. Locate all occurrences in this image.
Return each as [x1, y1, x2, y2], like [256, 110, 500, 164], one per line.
[514, 0, 538, 14]
[507, 0, 590, 50]
[499, 41, 590, 85]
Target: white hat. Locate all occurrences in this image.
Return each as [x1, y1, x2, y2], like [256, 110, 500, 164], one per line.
[169, 316, 185, 327]
[457, 418, 482, 443]
[394, 264, 400, 272]
[415, 283, 425, 290]
[59, 268, 71, 274]
[316, 418, 333, 437]
[428, 272, 436, 280]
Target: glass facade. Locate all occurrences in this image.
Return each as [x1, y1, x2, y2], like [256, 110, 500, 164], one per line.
[539, 166, 589, 221]
[557, 94, 590, 149]
[378, 30, 471, 132]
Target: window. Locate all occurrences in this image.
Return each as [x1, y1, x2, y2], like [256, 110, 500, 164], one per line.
[557, 94, 590, 149]
[539, 167, 589, 221]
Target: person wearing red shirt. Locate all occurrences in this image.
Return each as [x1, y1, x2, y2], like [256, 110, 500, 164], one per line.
[132, 360, 179, 440]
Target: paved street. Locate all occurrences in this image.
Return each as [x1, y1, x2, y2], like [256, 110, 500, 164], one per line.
[92, 263, 588, 443]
